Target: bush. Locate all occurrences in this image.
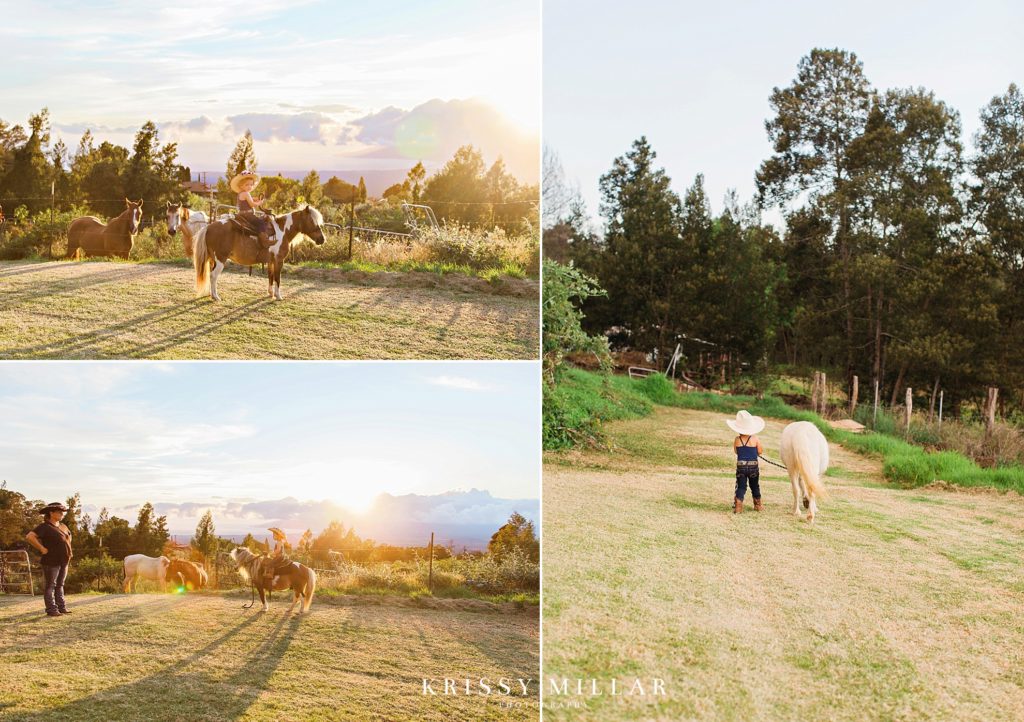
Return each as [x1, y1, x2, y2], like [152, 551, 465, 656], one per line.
[64, 556, 123, 593]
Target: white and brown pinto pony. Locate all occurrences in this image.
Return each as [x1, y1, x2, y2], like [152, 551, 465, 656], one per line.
[122, 553, 170, 593]
[192, 211, 277, 301]
[166, 202, 208, 257]
[229, 547, 316, 614]
[780, 421, 830, 522]
[262, 205, 327, 300]
[67, 198, 143, 259]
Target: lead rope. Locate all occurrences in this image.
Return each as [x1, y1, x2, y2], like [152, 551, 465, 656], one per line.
[759, 453, 788, 470]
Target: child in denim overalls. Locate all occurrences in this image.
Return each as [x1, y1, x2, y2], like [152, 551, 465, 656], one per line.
[726, 410, 765, 513]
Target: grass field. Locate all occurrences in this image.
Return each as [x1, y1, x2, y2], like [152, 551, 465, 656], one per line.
[0, 260, 538, 359]
[0, 592, 539, 721]
[543, 406, 1024, 721]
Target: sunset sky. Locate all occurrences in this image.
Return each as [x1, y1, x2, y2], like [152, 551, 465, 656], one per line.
[0, 362, 539, 538]
[2, 0, 540, 181]
[545, 0, 1022, 226]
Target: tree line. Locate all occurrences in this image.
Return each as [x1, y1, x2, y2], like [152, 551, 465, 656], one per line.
[0, 110, 537, 231]
[0, 482, 539, 565]
[545, 48, 1024, 417]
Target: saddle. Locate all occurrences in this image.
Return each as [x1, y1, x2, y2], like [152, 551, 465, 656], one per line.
[230, 212, 276, 249]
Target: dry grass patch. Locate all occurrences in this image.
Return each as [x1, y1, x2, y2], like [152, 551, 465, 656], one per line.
[0, 592, 539, 721]
[543, 407, 1024, 721]
[0, 260, 538, 359]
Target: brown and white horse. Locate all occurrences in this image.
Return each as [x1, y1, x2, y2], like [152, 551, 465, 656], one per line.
[263, 205, 327, 300]
[193, 212, 277, 300]
[166, 202, 208, 257]
[67, 199, 143, 259]
[229, 547, 316, 614]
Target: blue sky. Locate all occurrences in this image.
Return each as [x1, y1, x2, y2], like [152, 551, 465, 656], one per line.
[545, 0, 1023, 227]
[1, 0, 539, 178]
[0, 362, 539, 535]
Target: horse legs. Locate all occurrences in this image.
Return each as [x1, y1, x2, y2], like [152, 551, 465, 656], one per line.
[267, 257, 276, 299]
[258, 584, 269, 612]
[210, 256, 225, 301]
[789, 471, 803, 518]
[273, 262, 283, 301]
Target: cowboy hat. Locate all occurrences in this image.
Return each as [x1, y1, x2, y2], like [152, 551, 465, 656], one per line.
[39, 502, 69, 515]
[268, 527, 288, 543]
[229, 170, 260, 193]
[726, 410, 765, 436]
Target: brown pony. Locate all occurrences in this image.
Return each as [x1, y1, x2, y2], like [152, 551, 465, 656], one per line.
[166, 559, 208, 591]
[229, 547, 316, 614]
[193, 212, 277, 300]
[67, 198, 143, 259]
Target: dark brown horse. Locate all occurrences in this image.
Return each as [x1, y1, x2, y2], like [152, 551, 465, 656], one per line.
[67, 199, 143, 259]
[193, 212, 277, 300]
[229, 547, 316, 613]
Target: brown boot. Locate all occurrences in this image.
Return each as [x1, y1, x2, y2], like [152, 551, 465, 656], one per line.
[733, 498, 743, 514]
[753, 497, 763, 512]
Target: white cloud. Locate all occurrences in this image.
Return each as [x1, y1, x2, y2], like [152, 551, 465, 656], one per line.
[425, 375, 494, 392]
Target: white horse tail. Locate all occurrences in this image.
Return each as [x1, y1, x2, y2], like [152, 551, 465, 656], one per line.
[793, 438, 827, 500]
[303, 567, 316, 612]
[193, 225, 211, 295]
[122, 558, 130, 593]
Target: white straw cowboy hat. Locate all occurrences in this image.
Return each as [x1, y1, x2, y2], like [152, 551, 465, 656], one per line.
[726, 410, 765, 436]
[229, 170, 261, 193]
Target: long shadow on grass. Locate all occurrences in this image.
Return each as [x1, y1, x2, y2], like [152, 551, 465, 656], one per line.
[0, 261, 84, 279]
[0, 593, 121, 624]
[2, 611, 303, 722]
[1, 264, 167, 306]
[0, 295, 276, 359]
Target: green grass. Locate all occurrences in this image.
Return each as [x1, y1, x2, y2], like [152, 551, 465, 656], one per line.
[0, 593, 538, 721]
[546, 368, 1024, 494]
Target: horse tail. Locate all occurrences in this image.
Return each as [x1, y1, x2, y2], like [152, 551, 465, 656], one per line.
[793, 442, 827, 500]
[66, 225, 80, 259]
[193, 225, 210, 295]
[303, 566, 316, 612]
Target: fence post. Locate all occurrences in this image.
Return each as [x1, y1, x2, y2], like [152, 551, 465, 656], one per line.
[986, 387, 998, 436]
[938, 390, 943, 429]
[849, 375, 858, 418]
[427, 532, 434, 594]
[348, 198, 354, 260]
[905, 387, 912, 432]
[873, 379, 879, 428]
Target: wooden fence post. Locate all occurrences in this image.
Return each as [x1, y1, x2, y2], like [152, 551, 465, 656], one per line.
[905, 387, 912, 432]
[849, 375, 858, 418]
[427, 532, 434, 594]
[873, 379, 879, 428]
[938, 390, 943, 429]
[986, 387, 998, 435]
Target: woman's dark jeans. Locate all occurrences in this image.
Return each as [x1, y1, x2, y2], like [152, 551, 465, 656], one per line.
[43, 564, 69, 614]
[735, 467, 761, 501]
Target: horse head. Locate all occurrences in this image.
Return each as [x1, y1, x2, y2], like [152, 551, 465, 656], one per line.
[301, 204, 326, 245]
[125, 198, 144, 235]
[166, 201, 183, 234]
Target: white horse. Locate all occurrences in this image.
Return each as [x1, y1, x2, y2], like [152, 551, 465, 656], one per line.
[166, 202, 208, 236]
[780, 421, 829, 522]
[123, 554, 171, 593]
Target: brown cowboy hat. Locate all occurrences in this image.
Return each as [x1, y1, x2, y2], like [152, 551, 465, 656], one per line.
[39, 502, 69, 514]
[229, 170, 261, 193]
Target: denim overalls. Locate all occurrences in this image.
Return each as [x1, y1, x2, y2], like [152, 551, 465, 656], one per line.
[735, 435, 761, 501]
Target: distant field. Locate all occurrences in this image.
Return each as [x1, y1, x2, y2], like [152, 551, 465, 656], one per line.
[0, 592, 539, 721]
[544, 406, 1024, 721]
[0, 261, 538, 359]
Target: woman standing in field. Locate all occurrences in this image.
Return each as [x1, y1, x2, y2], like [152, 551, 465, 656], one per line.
[727, 410, 765, 513]
[25, 502, 74, 617]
